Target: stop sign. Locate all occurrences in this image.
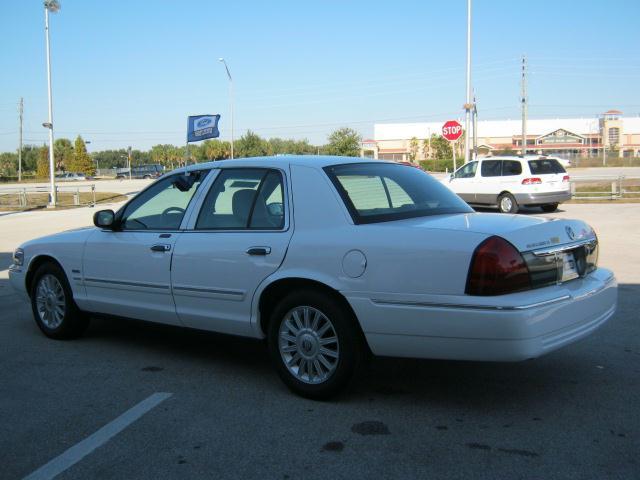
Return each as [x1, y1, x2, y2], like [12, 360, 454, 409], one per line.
[442, 120, 463, 141]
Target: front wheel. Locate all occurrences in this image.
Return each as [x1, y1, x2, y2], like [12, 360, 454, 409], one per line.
[267, 289, 365, 399]
[498, 193, 519, 214]
[541, 203, 559, 213]
[30, 262, 89, 339]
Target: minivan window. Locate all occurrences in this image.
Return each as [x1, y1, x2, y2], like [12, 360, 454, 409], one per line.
[502, 160, 522, 176]
[481, 160, 502, 177]
[528, 159, 566, 175]
[325, 163, 472, 224]
[454, 161, 478, 179]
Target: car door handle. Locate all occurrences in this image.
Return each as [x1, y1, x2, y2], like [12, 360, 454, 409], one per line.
[246, 246, 271, 256]
[150, 244, 171, 252]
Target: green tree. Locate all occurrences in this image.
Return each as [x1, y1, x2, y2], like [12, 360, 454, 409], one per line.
[235, 130, 271, 157]
[324, 127, 362, 157]
[69, 136, 95, 175]
[421, 138, 431, 159]
[430, 134, 452, 160]
[54, 138, 74, 171]
[200, 139, 231, 160]
[36, 145, 50, 178]
[409, 137, 419, 162]
[0, 152, 18, 176]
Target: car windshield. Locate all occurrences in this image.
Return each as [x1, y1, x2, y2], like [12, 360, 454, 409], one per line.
[325, 163, 473, 224]
[528, 159, 566, 174]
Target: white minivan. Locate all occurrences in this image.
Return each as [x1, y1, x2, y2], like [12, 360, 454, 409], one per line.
[443, 156, 572, 213]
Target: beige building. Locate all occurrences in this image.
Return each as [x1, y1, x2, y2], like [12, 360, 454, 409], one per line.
[363, 110, 640, 161]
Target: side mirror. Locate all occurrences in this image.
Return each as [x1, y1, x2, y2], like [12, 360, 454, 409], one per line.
[450, 173, 455, 181]
[94, 209, 115, 229]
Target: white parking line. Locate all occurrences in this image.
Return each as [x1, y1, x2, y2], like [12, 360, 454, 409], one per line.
[23, 392, 173, 480]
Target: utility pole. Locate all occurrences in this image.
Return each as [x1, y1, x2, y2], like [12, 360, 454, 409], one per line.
[18, 98, 23, 182]
[472, 91, 478, 160]
[463, 0, 472, 164]
[128, 146, 132, 180]
[521, 55, 527, 157]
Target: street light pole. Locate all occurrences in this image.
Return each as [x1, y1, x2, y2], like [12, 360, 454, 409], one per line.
[464, 0, 472, 164]
[219, 58, 234, 159]
[44, 1, 60, 206]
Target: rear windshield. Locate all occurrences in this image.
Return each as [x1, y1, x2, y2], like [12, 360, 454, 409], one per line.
[324, 163, 472, 224]
[528, 159, 566, 175]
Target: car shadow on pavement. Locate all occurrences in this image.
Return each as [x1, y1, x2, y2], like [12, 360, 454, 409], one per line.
[75, 282, 636, 408]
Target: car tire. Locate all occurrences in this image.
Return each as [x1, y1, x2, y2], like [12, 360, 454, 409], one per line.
[143, 175, 151, 179]
[541, 203, 559, 213]
[30, 262, 89, 340]
[498, 193, 519, 214]
[267, 289, 365, 400]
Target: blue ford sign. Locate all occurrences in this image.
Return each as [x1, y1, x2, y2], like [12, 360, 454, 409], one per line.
[187, 114, 220, 143]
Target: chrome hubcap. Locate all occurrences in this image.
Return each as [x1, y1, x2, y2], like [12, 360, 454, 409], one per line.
[278, 306, 339, 384]
[501, 197, 512, 212]
[35, 274, 65, 329]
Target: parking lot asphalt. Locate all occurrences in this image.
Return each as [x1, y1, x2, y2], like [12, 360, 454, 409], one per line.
[1, 203, 639, 480]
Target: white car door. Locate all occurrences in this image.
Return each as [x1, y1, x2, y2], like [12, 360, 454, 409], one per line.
[446, 161, 478, 203]
[82, 170, 210, 325]
[171, 168, 293, 336]
[475, 159, 503, 204]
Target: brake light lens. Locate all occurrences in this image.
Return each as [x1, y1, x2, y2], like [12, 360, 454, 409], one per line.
[522, 177, 542, 185]
[563, 175, 570, 182]
[466, 236, 531, 296]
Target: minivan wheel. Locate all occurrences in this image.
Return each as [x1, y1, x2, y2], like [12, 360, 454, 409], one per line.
[498, 193, 519, 214]
[541, 203, 559, 213]
[267, 289, 364, 399]
[30, 262, 89, 339]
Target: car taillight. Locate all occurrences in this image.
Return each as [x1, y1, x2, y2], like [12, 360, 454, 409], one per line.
[466, 236, 531, 296]
[562, 175, 570, 182]
[521, 177, 542, 185]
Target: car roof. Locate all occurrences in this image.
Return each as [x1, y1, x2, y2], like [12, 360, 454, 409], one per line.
[478, 155, 552, 162]
[177, 155, 395, 174]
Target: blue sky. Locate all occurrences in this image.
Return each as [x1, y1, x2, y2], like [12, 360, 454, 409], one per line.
[1, 0, 638, 152]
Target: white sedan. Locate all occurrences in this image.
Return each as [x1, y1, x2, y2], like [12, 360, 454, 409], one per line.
[9, 156, 617, 398]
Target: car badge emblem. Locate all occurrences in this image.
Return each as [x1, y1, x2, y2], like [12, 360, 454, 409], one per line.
[565, 226, 575, 240]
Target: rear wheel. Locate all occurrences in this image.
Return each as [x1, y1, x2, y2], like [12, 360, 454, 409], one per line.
[541, 203, 559, 213]
[267, 289, 365, 399]
[30, 262, 89, 339]
[498, 193, 519, 214]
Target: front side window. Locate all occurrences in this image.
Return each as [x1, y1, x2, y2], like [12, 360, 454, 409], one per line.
[454, 161, 478, 179]
[196, 169, 285, 230]
[481, 160, 502, 177]
[325, 163, 472, 224]
[119, 170, 208, 230]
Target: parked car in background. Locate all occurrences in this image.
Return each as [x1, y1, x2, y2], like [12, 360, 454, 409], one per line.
[9, 157, 615, 399]
[116, 164, 164, 180]
[55, 172, 89, 181]
[442, 156, 572, 213]
[542, 155, 572, 169]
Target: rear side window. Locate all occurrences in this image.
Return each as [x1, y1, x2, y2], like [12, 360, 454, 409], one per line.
[325, 163, 472, 224]
[528, 159, 566, 175]
[502, 160, 522, 176]
[481, 160, 502, 177]
[196, 169, 285, 230]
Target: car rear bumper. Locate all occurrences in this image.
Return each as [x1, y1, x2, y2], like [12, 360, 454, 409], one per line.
[515, 190, 572, 205]
[345, 268, 617, 361]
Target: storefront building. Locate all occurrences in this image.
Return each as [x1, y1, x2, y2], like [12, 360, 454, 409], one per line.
[363, 110, 640, 161]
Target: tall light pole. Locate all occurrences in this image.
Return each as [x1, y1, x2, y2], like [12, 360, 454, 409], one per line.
[463, 0, 472, 164]
[218, 58, 234, 159]
[44, 0, 60, 206]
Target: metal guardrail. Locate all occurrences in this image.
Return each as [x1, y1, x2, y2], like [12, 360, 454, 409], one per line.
[0, 184, 96, 208]
[570, 175, 640, 200]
